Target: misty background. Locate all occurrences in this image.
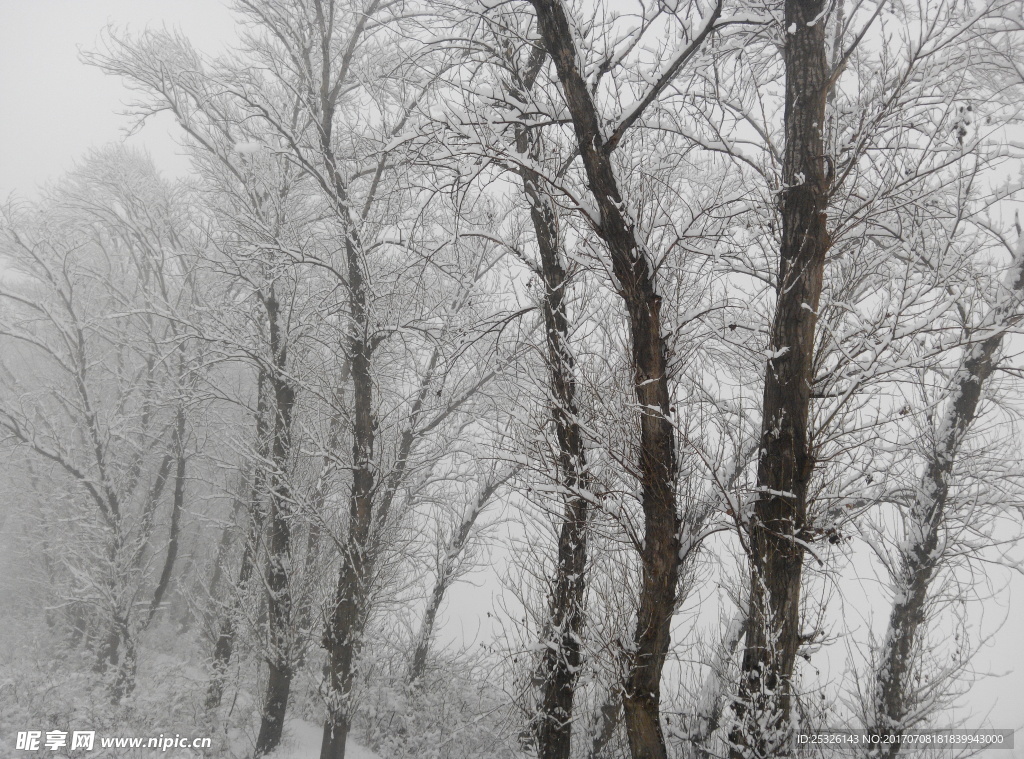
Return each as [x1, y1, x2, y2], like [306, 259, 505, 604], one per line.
[1, 1, 1023, 758]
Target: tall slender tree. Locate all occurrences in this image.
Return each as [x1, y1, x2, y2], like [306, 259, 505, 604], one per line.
[729, 0, 831, 751]
[522, 1, 723, 755]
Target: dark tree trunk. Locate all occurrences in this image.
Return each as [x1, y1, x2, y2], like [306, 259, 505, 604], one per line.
[319, 127, 377, 759]
[147, 406, 187, 625]
[497, 39, 592, 758]
[96, 614, 136, 704]
[320, 257, 374, 759]
[408, 577, 446, 685]
[132, 452, 173, 570]
[868, 241, 1024, 758]
[520, 145, 591, 759]
[255, 287, 298, 757]
[731, 0, 830, 755]
[95, 627, 120, 674]
[527, 2, 685, 756]
[93, 446, 175, 686]
[207, 477, 248, 612]
[296, 371, 348, 638]
[110, 623, 137, 704]
[314, 6, 381, 750]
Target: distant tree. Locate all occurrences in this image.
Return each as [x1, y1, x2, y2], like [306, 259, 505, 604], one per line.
[0, 147, 204, 702]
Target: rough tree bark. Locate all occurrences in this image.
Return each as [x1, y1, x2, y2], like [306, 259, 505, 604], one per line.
[319, 32, 378, 754]
[524, 166, 591, 759]
[867, 233, 1024, 758]
[731, 0, 830, 753]
[499, 42, 592, 759]
[255, 286, 298, 757]
[320, 250, 374, 759]
[296, 371, 349, 638]
[588, 691, 622, 759]
[526, 1, 720, 754]
[206, 474, 249, 613]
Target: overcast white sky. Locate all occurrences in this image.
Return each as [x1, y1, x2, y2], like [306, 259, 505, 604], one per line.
[0, 0, 1021, 747]
[0, 0, 238, 199]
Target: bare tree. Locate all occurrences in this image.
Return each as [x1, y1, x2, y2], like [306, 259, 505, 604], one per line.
[728, 0, 831, 749]
[862, 219, 1024, 754]
[407, 458, 518, 682]
[0, 148, 203, 702]
[517, 0, 725, 754]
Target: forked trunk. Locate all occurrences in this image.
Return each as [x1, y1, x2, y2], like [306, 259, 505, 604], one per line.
[501, 45, 592, 757]
[528, 3, 682, 756]
[316, 10, 379, 746]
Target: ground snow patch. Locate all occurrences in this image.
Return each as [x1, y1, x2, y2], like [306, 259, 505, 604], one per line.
[265, 719, 382, 759]
[346, 743, 383, 759]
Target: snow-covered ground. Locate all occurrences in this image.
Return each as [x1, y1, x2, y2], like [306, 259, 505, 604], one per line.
[264, 720, 381, 759]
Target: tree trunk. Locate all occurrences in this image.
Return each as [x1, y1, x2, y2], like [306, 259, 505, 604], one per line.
[498, 42, 592, 756]
[686, 612, 747, 759]
[95, 627, 120, 675]
[521, 152, 591, 759]
[110, 623, 138, 704]
[147, 406, 187, 625]
[408, 578, 445, 686]
[588, 691, 622, 759]
[320, 300, 373, 759]
[731, 0, 830, 754]
[207, 476, 248, 613]
[320, 178, 375, 759]
[255, 287, 298, 757]
[296, 371, 349, 639]
[96, 614, 136, 704]
[408, 471, 510, 683]
[868, 235, 1024, 758]
[316, 8, 378, 749]
[131, 452, 173, 571]
[527, 3, 682, 756]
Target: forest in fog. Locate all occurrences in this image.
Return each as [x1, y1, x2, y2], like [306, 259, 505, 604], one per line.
[1, 0, 1024, 757]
